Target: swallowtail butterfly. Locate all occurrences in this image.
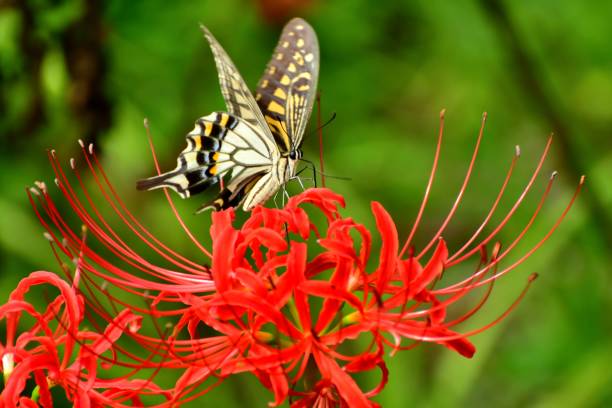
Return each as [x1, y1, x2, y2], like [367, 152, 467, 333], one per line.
[137, 18, 319, 212]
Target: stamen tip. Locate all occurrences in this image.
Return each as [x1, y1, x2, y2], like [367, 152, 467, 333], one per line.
[29, 187, 40, 196]
[70, 158, 76, 169]
[143, 118, 150, 128]
[528, 273, 539, 282]
[515, 145, 521, 157]
[550, 171, 559, 180]
[43, 232, 54, 242]
[88, 144, 94, 155]
[439, 109, 446, 119]
[579, 175, 586, 184]
[54, 178, 60, 187]
[34, 181, 47, 191]
[78, 139, 85, 148]
[482, 111, 488, 121]
[492, 242, 502, 259]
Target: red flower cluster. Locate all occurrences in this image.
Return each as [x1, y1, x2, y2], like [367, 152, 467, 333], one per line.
[0, 272, 165, 407]
[2, 113, 582, 406]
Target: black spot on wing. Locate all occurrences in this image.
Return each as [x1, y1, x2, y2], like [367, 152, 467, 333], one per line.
[226, 115, 238, 129]
[185, 171, 219, 195]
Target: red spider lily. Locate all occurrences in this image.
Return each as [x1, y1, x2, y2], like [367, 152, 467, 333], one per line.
[0, 271, 167, 407]
[23, 112, 583, 407]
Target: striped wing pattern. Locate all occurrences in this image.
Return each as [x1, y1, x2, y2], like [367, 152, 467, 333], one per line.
[136, 112, 275, 211]
[255, 18, 319, 152]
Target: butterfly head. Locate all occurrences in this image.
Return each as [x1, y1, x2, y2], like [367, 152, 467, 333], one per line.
[289, 149, 302, 161]
[280, 148, 302, 181]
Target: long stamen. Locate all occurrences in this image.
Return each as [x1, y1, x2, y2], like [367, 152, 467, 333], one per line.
[417, 112, 487, 260]
[439, 174, 584, 293]
[447, 136, 553, 267]
[143, 119, 213, 258]
[36, 151, 216, 293]
[448, 145, 520, 263]
[82, 140, 211, 276]
[410, 273, 538, 343]
[400, 109, 446, 257]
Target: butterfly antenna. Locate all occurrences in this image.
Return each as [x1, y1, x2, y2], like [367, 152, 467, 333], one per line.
[298, 158, 352, 183]
[309, 111, 337, 137]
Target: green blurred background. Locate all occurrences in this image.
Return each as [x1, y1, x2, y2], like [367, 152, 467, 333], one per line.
[1, 0, 611, 406]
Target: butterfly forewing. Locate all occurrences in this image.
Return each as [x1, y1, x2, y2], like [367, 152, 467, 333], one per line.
[200, 25, 274, 141]
[255, 18, 320, 153]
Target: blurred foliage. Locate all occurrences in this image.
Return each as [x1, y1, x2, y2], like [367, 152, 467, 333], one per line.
[1, 0, 611, 406]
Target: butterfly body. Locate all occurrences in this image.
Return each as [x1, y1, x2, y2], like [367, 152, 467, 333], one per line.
[137, 18, 319, 212]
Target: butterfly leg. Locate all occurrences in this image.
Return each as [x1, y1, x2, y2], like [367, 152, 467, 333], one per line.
[295, 176, 306, 191]
[281, 184, 289, 207]
[297, 160, 318, 188]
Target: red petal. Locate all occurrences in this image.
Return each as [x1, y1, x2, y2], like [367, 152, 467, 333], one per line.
[299, 280, 364, 314]
[211, 223, 239, 292]
[273, 244, 310, 330]
[409, 239, 448, 296]
[371, 202, 399, 292]
[90, 309, 142, 355]
[312, 348, 373, 408]
[314, 258, 352, 333]
[444, 337, 476, 358]
[243, 227, 288, 252]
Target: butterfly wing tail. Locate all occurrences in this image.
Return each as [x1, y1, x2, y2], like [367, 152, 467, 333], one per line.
[136, 172, 176, 191]
[136, 168, 219, 198]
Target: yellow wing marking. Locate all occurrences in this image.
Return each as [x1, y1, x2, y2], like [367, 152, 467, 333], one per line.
[273, 88, 287, 99]
[204, 122, 213, 135]
[268, 100, 285, 115]
[219, 113, 229, 127]
[293, 52, 304, 66]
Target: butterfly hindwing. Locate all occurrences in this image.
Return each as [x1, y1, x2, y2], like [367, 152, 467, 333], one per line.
[137, 112, 274, 201]
[255, 17, 320, 153]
